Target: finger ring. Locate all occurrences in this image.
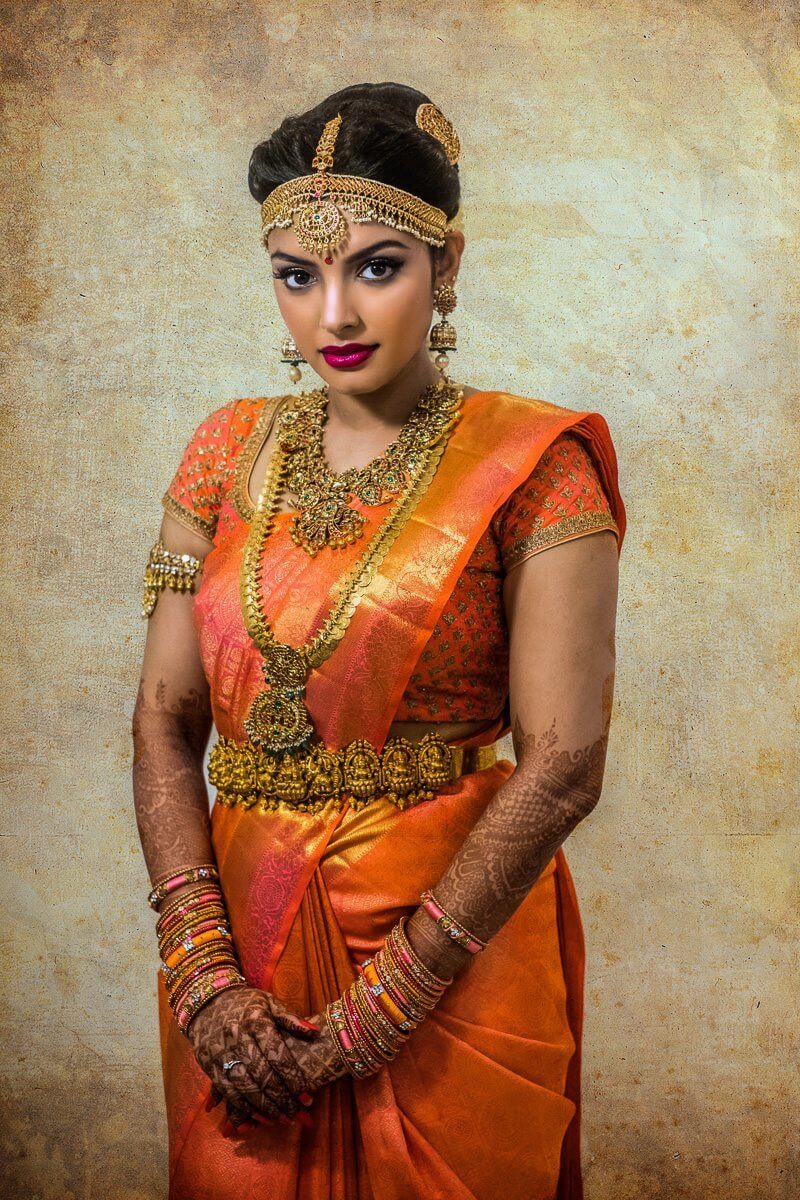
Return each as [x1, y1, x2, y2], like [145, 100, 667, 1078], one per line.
[222, 1059, 244, 1072]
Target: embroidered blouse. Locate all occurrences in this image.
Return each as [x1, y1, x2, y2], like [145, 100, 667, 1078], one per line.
[161, 397, 619, 723]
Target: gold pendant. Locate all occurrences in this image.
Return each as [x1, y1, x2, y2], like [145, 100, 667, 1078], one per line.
[289, 490, 366, 556]
[244, 643, 315, 753]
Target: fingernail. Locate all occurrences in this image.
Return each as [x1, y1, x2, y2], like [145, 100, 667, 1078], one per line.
[298, 1019, 319, 1032]
[299, 1091, 314, 1106]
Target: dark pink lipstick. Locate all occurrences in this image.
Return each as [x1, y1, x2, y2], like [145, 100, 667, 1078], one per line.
[320, 343, 378, 369]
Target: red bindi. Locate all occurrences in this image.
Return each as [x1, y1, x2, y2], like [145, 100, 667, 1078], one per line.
[324, 255, 333, 264]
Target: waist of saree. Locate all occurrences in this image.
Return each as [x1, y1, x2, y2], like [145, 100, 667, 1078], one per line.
[207, 730, 505, 815]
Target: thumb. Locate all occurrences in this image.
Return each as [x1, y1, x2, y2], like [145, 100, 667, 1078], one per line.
[266, 994, 321, 1038]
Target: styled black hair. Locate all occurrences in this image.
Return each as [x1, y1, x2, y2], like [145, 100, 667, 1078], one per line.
[248, 82, 461, 271]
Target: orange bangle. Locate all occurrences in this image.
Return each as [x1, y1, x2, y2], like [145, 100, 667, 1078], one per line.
[362, 959, 408, 1027]
[164, 928, 231, 971]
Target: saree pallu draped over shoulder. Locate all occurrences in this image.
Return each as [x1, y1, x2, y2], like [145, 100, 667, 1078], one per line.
[159, 390, 627, 1200]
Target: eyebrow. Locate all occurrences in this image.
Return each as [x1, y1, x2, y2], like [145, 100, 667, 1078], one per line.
[269, 238, 411, 266]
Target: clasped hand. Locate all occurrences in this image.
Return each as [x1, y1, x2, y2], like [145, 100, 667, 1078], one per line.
[187, 985, 347, 1133]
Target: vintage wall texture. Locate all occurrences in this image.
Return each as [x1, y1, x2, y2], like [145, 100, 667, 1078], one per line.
[2, 1, 797, 1197]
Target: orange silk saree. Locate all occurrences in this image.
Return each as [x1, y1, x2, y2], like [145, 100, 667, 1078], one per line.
[158, 390, 627, 1200]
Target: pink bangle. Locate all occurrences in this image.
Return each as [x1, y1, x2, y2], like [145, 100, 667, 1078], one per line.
[157, 889, 222, 922]
[419, 889, 488, 954]
[342, 990, 382, 1071]
[148, 864, 220, 910]
[173, 967, 244, 1033]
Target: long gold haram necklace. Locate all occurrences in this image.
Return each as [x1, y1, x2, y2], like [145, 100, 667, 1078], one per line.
[240, 376, 464, 757]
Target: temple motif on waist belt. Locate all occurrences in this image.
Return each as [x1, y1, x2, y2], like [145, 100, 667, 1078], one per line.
[207, 732, 500, 815]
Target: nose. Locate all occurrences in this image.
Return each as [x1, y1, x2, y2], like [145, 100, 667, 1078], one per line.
[320, 277, 360, 337]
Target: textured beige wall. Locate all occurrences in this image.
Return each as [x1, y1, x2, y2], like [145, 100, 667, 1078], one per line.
[2, 1, 797, 1196]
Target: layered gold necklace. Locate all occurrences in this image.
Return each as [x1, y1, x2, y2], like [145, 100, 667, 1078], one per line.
[240, 375, 464, 755]
[281, 378, 460, 557]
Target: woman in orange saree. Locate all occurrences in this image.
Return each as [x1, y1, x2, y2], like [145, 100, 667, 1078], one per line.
[133, 83, 626, 1200]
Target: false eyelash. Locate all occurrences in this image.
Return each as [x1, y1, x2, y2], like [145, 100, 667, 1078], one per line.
[271, 256, 405, 287]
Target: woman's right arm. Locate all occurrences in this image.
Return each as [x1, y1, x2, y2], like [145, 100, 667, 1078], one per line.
[132, 509, 319, 1129]
[131, 509, 216, 908]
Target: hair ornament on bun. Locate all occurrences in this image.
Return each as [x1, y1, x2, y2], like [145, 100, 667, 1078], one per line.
[415, 103, 460, 166]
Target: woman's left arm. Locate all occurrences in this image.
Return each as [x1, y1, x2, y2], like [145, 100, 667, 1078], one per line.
[404, 527, 620, 981]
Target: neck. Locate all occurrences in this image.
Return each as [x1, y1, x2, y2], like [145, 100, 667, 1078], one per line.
[322, 349, 445, 432]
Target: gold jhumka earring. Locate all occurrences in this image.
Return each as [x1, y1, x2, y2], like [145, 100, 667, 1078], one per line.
[429, 280, 458, 377]
[279, 331, 306, 383]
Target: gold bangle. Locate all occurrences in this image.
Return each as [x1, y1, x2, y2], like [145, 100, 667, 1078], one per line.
[350, 978, 401, 1061]
[323, 1003, 349, 1072]
[372, 951, 432, 1024]
[165, 948, 241, 999]
[391, 916, 454, 989]
[156, 888, 222, 925]
[340, 988, 384, 1074]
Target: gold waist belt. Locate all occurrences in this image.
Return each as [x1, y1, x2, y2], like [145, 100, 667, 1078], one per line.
[208, 732, 502, 815]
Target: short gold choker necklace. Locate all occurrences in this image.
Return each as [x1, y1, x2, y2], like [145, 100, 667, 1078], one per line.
[280, 376, 462, 557]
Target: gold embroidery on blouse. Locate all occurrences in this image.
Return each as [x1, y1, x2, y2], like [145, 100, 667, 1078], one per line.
[161, 491, 216, 541]
[502, 510, 619, 571]
[159, 400, 238, 542]
[230, 395, 292, 524]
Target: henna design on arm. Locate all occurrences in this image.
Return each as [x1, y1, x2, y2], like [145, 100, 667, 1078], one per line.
[131, 675, 215, 892]
[405, 671, 615, 980]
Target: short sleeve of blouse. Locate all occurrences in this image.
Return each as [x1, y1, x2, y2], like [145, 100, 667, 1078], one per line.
[493, 431, 620, 573]
[161, 400, 237, 542]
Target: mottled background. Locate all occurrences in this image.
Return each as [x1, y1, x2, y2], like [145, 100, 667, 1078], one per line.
[2, 1, 797, 1196]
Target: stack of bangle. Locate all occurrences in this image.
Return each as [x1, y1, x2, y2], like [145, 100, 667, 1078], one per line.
[419, 888, 489, 954]
[324, 914, 453, 1079]
[149, 865, 246, 1035]
[147, 862, 221, 910]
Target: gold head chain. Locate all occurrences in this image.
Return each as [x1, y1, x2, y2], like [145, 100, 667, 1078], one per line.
[260, 102, 462, 256]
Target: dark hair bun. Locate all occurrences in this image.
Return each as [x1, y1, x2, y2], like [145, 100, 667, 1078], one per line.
[248, 82, 461, 222]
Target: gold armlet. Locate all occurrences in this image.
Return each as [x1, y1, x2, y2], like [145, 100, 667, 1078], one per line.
[141, 539, 202, 618]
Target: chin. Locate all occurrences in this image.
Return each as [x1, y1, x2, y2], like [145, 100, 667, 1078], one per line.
[319, 363, 394, 392]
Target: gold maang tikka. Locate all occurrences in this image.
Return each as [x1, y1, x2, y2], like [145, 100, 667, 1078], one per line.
[260, 103, 462, 255]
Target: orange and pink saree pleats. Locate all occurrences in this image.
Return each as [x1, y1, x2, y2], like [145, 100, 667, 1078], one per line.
[160, 392, 626, 1199]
